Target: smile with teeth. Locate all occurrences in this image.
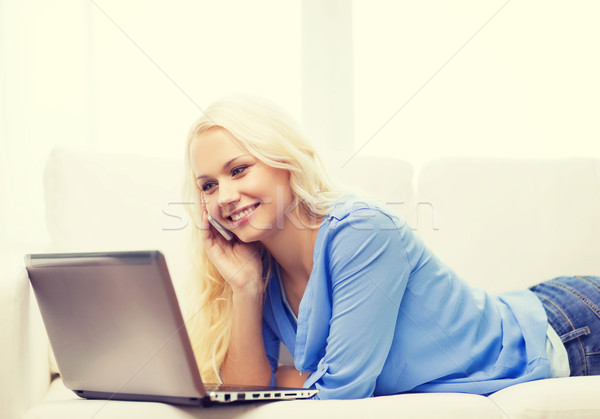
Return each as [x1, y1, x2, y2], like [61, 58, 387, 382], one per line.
[228, 203, 260, 222]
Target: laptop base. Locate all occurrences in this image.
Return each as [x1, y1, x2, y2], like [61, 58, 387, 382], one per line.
[73, 389, 212, 407]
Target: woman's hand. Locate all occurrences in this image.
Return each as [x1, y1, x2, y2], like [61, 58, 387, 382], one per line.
[200, 194, 264, 293]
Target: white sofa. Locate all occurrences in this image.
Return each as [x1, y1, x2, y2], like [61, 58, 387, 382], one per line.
[3, 147, 600, 418]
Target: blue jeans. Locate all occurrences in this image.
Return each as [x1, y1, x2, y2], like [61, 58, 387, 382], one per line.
[530, 275, 600, 376]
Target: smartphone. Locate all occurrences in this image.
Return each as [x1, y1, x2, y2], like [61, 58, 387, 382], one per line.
[208, 215, 234, 241]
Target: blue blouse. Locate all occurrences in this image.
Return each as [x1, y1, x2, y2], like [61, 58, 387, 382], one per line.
[261, 195, 550, 399]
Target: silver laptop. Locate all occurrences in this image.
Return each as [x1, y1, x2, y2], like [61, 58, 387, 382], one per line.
[25, 250, 317, 406]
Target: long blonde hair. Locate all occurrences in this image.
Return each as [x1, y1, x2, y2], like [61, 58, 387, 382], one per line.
[181, 96, 343, 382]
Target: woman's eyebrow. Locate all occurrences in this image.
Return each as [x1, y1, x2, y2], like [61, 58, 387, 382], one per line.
[196, 155, 246, 180]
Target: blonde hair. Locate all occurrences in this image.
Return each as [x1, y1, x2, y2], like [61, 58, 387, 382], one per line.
[181, 96, 343, 382]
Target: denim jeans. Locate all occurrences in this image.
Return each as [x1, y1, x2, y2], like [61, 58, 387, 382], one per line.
[530, 275, 600, 376]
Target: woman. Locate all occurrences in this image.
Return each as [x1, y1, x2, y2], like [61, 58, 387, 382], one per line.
[182, 96, 600, 400]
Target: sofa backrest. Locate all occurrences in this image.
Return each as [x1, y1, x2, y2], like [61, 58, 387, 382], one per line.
[44, 147, 191, 287]
[43, 148, 415, 289]
[416, 157, 600, 293]
[43, 148, 600, 294]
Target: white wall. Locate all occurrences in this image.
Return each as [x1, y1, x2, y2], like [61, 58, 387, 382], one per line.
[352, 1, 600, 174]
[0, 0, 93, 248]
[0, 0, 302, 250]
[89, 0, 303, 158]
[2, 0, 599, 250]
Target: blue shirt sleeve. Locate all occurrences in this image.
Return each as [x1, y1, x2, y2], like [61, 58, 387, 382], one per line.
[303, 209, 411, 399]
[262, 320, 280, 387]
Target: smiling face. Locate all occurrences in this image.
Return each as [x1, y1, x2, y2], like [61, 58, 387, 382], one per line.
[190, 127, 296, 243]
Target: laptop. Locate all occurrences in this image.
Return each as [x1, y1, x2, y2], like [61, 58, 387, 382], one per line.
[25, 250, 317, 406]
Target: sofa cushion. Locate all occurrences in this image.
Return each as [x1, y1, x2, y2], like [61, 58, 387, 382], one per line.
[489, 376, 600, 418]
[43, 148, 415, 288]
[416, 157, 600, 293]
[43, 147, 190, 286]
[324, 154, 415, 223]
[28, 377, 505, 419]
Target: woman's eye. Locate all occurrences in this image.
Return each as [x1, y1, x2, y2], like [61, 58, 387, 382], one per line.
[199, 164, 251, 191]
[201, 182, 216, 192]
[231, 165, 249, 176]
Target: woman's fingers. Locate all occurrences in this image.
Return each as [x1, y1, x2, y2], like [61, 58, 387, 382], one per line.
[200, 194, 232, 255]
[198, 193, 263, 288]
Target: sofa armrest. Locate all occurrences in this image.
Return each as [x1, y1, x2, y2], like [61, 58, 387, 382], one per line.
[0, 252, 51, 418]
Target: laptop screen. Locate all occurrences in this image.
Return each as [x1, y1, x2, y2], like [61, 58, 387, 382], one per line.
[26, 251, 206, 401]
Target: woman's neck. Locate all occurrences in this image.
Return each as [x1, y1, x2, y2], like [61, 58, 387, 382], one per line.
[261, 209, 322, 285]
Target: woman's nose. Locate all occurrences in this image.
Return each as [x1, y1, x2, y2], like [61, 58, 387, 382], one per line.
[217, 180, 240, 207]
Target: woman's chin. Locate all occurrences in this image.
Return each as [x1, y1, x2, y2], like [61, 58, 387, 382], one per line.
[234, 234, 255, 244]
[234, 224, 274, 243]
